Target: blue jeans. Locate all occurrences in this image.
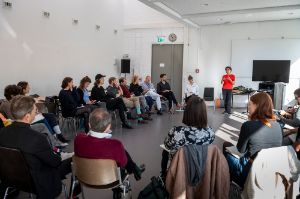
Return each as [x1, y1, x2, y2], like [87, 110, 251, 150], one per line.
[224, 152, 251, 187]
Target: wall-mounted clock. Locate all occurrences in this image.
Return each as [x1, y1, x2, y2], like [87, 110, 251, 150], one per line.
[169, 33, 177, 42]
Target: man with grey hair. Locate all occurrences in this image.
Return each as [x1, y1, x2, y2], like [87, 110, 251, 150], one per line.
[141, 75, 163, 115]
[74, 108, 145, 182]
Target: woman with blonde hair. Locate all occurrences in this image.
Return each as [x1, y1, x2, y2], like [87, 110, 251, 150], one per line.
[223, 92, 282, 187]
[130, 75, 153, 115]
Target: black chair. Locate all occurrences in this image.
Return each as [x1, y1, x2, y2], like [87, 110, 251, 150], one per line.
[0, 146, 68, 199]
[0, 146, 36, 199]
[203, 87, 215, 110]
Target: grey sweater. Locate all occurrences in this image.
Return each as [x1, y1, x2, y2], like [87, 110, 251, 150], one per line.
[237, 120, 282, 158]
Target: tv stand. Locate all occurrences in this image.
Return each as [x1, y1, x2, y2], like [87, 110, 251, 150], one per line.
[257, 82, 285, 110]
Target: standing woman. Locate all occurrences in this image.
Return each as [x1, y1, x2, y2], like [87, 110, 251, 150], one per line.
[221, 66, 235, 114]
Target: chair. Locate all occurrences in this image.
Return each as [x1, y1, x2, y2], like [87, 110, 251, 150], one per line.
[242, 146, 300, 199]
[0, 146, 68, 199]
[70, 156, 131, 199]
[203, 87, 215, 111]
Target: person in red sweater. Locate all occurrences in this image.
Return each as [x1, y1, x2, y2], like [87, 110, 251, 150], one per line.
[221, 66, 235, 114]
[74, 108, 145, 181]
[119, 77, 149, 123]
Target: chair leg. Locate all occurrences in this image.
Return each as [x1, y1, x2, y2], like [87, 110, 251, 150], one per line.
[81, 187, 85, 199]
[62, 183, 68, 199]
[3, 187, 10, 199]
[69, 178, 76, 199]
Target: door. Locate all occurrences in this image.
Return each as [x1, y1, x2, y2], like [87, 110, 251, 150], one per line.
[151, 44, 183, 101]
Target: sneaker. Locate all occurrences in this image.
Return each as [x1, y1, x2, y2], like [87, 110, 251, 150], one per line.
[56, 134, 69, 143]
[157, 110, 163, 115]
[122, 123, 133, 129]
[134, 164, 146, 181]
[138, 120, 148, 124]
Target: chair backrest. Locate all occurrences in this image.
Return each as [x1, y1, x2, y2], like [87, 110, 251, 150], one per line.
[72, 156, 120, 186]
[0, 146, 36, 193]
[203, 87, 214, 101]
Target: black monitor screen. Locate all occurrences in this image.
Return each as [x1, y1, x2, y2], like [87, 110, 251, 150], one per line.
[252, 60, 290, 83]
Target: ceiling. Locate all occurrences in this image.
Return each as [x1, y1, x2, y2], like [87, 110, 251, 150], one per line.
[139, 0, 300, 27]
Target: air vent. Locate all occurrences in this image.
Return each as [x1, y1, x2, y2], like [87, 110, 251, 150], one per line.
[3, 1, 12, 8]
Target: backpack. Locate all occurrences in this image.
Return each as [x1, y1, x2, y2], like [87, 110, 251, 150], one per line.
[138, 176, 168, 199]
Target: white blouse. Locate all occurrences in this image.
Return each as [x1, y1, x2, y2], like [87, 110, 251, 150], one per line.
[185, 82, 200, 97]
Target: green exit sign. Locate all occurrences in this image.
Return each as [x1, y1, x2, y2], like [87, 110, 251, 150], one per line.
[157, 36, 166, 43]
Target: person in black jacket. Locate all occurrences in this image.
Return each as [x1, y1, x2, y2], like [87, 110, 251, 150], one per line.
[58, 77, 90, 133]
[129, 75, 153, 114]
[90, 74, 132, 129]
[0, 96, 73, 199]
[157, 74, 180, 112]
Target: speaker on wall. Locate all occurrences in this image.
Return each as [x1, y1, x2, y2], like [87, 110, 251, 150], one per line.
[121, 59, 130, 73]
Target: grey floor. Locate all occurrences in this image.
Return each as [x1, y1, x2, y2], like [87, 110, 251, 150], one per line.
[16, 107, 248, 199]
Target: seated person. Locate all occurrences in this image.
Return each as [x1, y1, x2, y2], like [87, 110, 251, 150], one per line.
[157, 74, 180, 112]
[118, 77, 149, 122]
[90, 74, 132, 129]
[17, 81, 44, 101]
[0, 96, 74, 199]
[141, 76, 163, 115]
[0, 85, 22, 119]
[18, 81, 68, 143]
[0, 85, 67, 147]
[278, 88, 300, 137]
[74, 108, 145, 195]
[76, 76, 96, 106]
[184, 75, 199, 102]
[161, 96, 215, 180]
[129, 75, 153, 115]
[58, 77, 90, 133]
[223, 92, 282, 188]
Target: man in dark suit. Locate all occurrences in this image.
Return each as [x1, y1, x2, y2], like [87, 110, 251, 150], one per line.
[0, 96, 72, 199]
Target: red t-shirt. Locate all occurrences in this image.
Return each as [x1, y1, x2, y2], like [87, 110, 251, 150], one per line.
[222, 74, 235, 90]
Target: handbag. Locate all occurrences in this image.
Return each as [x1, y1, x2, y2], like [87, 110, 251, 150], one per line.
[138, 176, 168, 199]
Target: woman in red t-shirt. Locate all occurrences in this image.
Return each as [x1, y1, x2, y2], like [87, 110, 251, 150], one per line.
[221, 66, 235, 114]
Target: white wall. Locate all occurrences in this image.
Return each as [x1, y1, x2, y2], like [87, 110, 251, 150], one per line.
[123, 0, 178, 29]
[0, 0, 124, 97]
[196, 19, 300, 105]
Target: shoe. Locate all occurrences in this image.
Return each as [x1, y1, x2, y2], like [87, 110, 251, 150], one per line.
[227, 112, 232, 114]
[157, 110, 163, 115]
[141, 114, 152, 121]
[138, 120, 148, 124]
[56, 134, 69, 143]
[56, 141, 68, 148]
[222, 111, 229, 114]
[134, 164, 146, 181]
[126, 112, 135, 120]
[112, 187, 123, 199]
[122, 123, 133, 129]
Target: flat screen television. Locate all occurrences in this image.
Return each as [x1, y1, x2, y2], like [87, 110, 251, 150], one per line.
[252, 60, 290, 83]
